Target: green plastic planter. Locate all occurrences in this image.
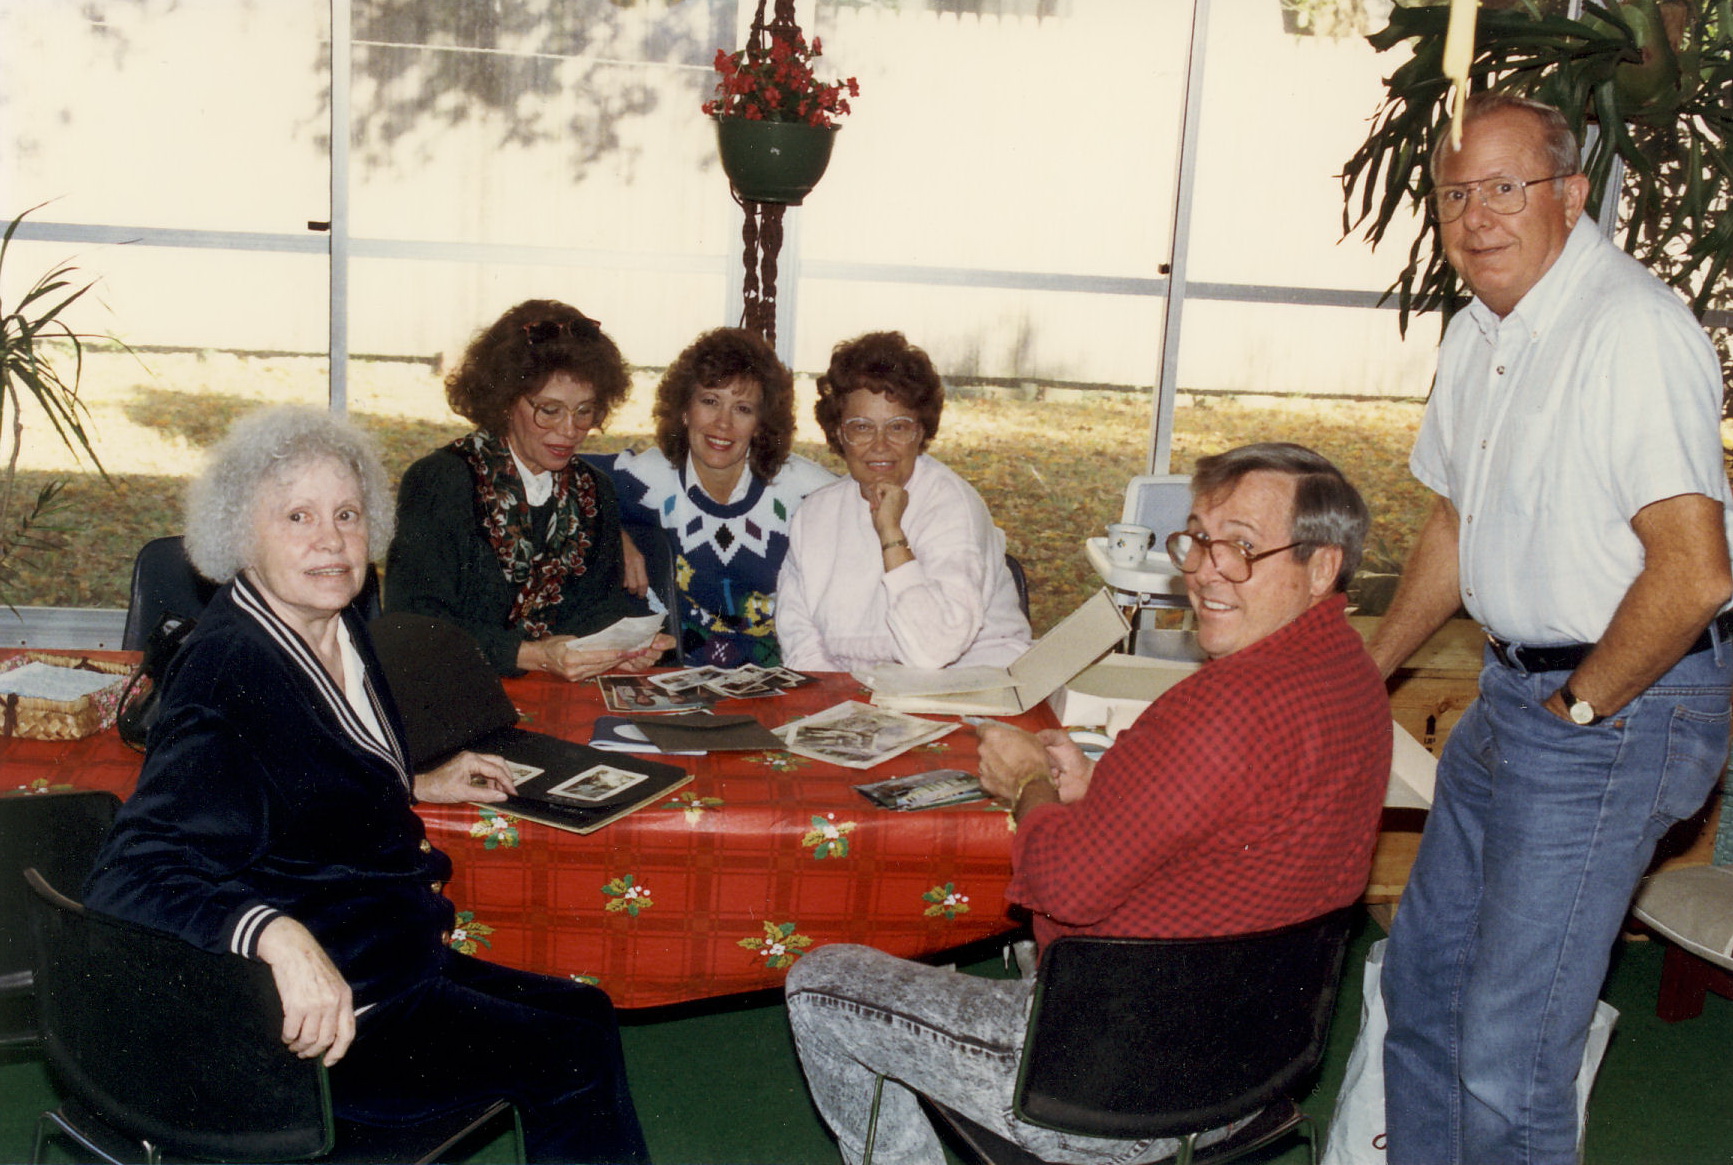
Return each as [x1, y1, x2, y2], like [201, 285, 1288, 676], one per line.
[715, 118, 838, 205]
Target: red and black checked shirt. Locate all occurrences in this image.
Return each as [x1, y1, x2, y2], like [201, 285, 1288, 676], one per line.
[1008, 593, 1390, 949]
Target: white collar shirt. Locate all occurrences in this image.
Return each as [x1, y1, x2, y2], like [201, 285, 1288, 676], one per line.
[510, 446, 554, 507]
[336, 618, 389, 752]
[1410, 216, 1733, 645]
[683, 452, 752, 505]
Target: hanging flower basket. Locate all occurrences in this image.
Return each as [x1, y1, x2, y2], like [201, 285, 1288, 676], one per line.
[715, 118, 839, 205]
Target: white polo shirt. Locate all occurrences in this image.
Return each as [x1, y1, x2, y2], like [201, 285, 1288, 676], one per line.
[1411, 216, 1733, 646]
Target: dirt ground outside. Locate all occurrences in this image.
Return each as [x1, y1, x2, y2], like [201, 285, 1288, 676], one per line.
[6, 350, 1440, 632]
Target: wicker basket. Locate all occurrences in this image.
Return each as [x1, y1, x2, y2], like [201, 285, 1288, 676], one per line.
[0, 653, 134, 741]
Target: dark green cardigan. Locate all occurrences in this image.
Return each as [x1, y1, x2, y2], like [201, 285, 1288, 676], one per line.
[384, 446, 646, 674]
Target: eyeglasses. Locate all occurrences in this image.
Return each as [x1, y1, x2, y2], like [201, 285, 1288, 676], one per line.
[1164, 530, 1310, 583]
[839, 417, 923, 448]
[1430, 173, 1575, 224]
[521, 315, 602, 346]
[523, 397, 600, 430]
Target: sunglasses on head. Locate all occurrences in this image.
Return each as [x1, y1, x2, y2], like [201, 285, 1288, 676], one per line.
[522, 315, 603, 346]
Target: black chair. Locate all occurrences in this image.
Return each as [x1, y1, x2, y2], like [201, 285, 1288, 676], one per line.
[1004, 553, 1030, 621]
[121, 536, 218, 652]
[0, 790, 120, 1050]
[123, 535, 380, 651]
[869, 907, 1356, 1165]
[620, 521, 683, 664]
[23, 868, 522, 1165]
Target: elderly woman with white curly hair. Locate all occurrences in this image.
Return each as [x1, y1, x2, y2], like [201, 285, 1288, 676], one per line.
[83, 406, 650, 1164]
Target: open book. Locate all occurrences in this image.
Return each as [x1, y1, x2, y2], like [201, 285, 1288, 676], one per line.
[854, 589, 1130, 716]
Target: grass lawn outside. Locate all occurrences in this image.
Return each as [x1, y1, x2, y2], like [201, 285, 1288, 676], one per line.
[4, 350, 1441, 631]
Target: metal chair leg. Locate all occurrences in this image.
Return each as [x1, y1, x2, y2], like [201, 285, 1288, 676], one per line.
[31, 1112, 50, 1165]
[862, 1073, 886, 1165]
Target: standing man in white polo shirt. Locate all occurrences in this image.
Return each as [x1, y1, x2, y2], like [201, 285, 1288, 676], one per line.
[1367, 91, 1733, 1165]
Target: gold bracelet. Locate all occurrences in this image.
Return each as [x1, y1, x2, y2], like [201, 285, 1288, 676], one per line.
[881, 539, 909, 552]
[1014, 770, 1054, 798]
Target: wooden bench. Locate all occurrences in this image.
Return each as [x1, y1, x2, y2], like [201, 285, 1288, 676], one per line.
[1349, 617, 1723, 907]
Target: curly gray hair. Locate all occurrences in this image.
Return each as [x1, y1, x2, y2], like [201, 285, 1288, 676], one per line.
[183, 406, 395, 583]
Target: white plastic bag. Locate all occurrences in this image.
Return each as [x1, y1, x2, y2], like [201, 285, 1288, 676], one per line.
[1321, 939, 1618, 1164]
[1322, 939, 1391, 1165]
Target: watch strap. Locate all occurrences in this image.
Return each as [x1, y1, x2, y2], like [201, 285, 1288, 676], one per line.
[1560, 683, 1602, 726]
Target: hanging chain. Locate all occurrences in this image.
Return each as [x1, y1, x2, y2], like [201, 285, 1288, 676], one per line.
[734, 0, 802, 347]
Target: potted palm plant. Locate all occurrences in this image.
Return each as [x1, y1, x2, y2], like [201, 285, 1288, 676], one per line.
[1342, 0, 1732, 333]
[0, 205, 107, 603]
[702, 2, 859, 206]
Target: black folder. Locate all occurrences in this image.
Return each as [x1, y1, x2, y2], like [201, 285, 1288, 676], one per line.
[369, 613, 691, 834]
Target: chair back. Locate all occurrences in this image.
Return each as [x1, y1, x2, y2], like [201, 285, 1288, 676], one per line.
[122, 536, 218, 652]
[0, 790, 120, 1047]
[1015, 906, 1355, 1140]
[620, 521, 683, 662]
[1120, 475, 1192, 545]
[124, 534, 381, 651]
[24, 868, 334, 1162]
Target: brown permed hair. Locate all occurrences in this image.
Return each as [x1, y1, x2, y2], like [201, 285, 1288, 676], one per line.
[813, 331, 944, 457]
[653, 328, 796, 482]
[444, 299, 631, 436]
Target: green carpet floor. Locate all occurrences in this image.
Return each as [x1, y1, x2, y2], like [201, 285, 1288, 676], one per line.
[3, 913, 1729, 1163]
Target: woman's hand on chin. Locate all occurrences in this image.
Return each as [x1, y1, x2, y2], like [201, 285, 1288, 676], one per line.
[416, 751, 513, 803]
[256, 916, 355, 1067]
[863, 480, 910, 533]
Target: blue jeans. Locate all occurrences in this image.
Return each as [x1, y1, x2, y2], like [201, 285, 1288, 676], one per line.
[1382, 644, 1731, 1165]
[785, 944, 1219, 1165]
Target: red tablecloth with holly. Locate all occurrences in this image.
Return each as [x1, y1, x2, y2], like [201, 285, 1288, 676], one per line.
[3, 659, 1039, 1008]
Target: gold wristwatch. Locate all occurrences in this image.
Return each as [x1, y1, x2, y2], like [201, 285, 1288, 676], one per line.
[1560, 684, 1602, 726]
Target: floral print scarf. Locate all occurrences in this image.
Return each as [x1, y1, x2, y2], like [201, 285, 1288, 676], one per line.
[452, 430, 598, 640]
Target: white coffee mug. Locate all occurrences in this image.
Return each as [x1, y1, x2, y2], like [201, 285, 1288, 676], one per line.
[1105, 522, 1155, 568]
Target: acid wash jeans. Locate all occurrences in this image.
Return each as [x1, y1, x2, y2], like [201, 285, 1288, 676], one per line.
[785, 943, 1237, 1165]
[1382, 643, 1732, 1165]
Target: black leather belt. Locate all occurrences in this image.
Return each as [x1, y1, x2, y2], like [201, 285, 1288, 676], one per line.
[1486, 608, 1733, 673]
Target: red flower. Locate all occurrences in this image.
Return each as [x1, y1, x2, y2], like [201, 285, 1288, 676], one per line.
[701, 26, 859, 128]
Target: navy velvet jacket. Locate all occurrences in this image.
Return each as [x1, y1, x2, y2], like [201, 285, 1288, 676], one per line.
[83, 574, 456, 1008]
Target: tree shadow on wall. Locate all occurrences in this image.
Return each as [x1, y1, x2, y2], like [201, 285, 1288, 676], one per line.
[319, 0, 720, 185]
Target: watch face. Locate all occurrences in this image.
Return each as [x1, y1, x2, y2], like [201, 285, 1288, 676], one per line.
[1569, 700, 1595, 725]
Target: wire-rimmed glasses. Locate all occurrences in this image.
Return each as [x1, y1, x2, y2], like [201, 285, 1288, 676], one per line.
[1164, 530, 1310, 583]
[1431, 173, 1575, 224]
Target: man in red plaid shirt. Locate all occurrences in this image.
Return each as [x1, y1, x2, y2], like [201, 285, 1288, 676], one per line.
[786, 442, 1392, 1165]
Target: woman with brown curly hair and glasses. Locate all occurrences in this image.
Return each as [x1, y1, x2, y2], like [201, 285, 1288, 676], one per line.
[386, 300, 673, 680]
[598, 327, 833, 668]
[776, 331, 1031, 672]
